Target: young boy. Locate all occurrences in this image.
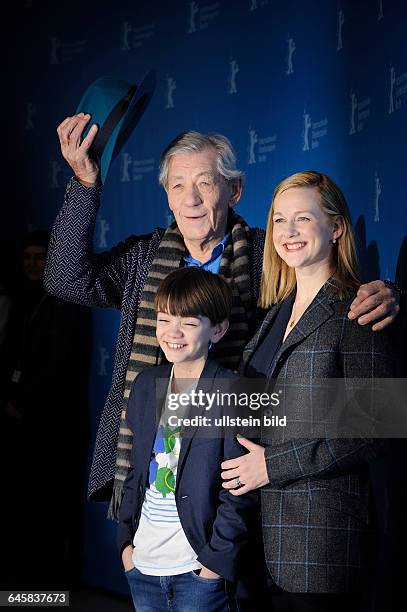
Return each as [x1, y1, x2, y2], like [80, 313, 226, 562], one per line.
[117, 267, 257, 611]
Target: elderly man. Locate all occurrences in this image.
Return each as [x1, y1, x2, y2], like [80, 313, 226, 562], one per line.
[45, 114, 399, 520]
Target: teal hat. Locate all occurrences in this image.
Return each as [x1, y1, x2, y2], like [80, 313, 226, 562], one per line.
[76, 70, 156, 183]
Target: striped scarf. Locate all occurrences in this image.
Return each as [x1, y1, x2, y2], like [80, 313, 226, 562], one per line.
[108, 211, 253, 519]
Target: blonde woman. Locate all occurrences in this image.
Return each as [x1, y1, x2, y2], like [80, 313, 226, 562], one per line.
[221, 171, 395, 612]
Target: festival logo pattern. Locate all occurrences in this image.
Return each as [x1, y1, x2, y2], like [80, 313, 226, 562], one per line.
[374, 172, 382, 223]
[165, 76, 177, 109]
[186, 1, 220, 33]
[302, 110, 328, 151]
[120, 21, 155, 50]
[286, 35, 296, 75]
[229, 58, 239, 94]
[97, 219, 110, 249]
[49, 160, 63, 189]
[18, 0, 407, 595]
[120, 152, 155, 182]
[336, 9, 344, 51]
[98, 346, 110, 377]
[49, 36, 86, 64]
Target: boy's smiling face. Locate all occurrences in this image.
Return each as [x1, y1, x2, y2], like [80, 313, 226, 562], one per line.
[156, 311, 225, 366]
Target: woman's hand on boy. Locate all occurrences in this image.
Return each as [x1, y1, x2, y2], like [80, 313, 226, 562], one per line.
[220, 437, 269, 495]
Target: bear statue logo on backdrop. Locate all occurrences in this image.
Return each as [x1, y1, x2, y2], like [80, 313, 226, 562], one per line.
[186, 1, 220, 33]
[249, 0, 269, 11]
[378, 0, 383, 21]
[349, 91, 371, 134]
[389, 66, 396, 114]
[98, 219, 110, 249]
[302, 110, 328, 151]
[302, 111, 312, 151]
[120, 152, 155, 183]
[165, 76, 176, 109]
[374, 172, 382, 223]
[349, 92, 357, 135]
[120, 21, 155, 51]
[121, 21, 132, 51]
[49, 36, 86, 65]
[121, 153, 133, 183]
[286, 35, 296, 75]
[229, 58, 239, 94]
[49, 160, 62, 189]
[49, 36, 61, 65]
[247, 127, 277, 165]
[388, 65, 407, 114]
[248, 128, 258, 164]
[98, 347, 110, 377]
[336, 9, 344, 52]
[188, 1, 199, 33]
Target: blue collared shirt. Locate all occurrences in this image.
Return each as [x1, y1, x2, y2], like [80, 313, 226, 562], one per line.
[182, 233, 230, 274]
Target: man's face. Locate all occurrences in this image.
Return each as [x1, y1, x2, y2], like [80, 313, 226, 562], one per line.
[22, 245, 47, 282]
[166, 148, 238, 249]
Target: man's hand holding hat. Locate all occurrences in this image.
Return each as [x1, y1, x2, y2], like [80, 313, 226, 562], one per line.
[57, 113, 100, 187]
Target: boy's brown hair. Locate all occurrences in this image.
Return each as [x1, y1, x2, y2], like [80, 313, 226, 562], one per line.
[155, 268, 232, 324]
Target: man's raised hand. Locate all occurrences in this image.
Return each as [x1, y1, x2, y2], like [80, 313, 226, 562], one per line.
[57, 113, 100, 187]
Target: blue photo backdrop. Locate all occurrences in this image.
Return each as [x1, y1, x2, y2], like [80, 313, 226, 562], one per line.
[9, 0, 407, 595]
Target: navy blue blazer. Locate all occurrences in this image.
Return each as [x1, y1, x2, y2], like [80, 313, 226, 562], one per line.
[117, 358, 258, 583]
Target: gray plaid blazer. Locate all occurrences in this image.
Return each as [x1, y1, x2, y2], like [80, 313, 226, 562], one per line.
[241, 281, 395, 593]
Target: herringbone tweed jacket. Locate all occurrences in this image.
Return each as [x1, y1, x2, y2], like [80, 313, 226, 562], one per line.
[241, 281, 395, 593]
[44, 178, 265, 501]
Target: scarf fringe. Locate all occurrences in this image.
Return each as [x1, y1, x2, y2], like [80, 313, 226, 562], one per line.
[107, 481, 124, 521]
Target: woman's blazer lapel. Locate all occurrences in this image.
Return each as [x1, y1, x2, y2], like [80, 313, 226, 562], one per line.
[268, 282, 341, 378]
[241, 282, 342, 377]
[241, 303, 282, 372]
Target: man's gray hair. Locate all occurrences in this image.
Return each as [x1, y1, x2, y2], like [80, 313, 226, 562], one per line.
[158, 131, 244, 188]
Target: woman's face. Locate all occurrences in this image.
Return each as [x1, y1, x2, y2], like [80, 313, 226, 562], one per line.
[272, 187, 338, 271]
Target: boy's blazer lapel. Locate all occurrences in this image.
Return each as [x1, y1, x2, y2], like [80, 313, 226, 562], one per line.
[137, 363, 172, 472]
[138, 360, 221, 484]
[177, 359, 220, 480]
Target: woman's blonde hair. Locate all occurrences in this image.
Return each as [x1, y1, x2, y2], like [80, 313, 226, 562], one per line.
[259, 171, 361, 308]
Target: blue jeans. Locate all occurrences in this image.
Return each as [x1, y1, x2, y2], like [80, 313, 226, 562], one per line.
[125, 566, 238, 611]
